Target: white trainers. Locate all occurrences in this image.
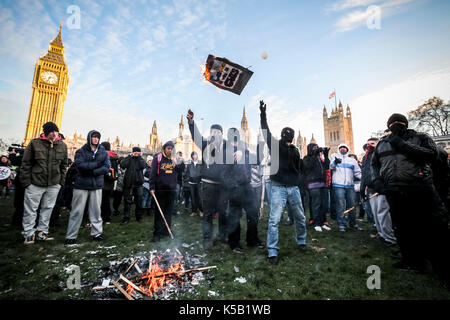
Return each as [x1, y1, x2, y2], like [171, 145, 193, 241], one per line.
[314, 226, 323, 232]
[24, 233, 35, 245]
[36, 231, 54, 241]
[322, 225, 331, 231]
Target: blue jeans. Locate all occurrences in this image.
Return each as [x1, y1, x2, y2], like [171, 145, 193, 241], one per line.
[334, 187, 356, 228]
[265, 180, 272, 205]
[141, 187, 152, 208]
[267, 185, 307, 257]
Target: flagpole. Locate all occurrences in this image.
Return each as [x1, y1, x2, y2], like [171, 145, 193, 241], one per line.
[334, 88, 337, 110]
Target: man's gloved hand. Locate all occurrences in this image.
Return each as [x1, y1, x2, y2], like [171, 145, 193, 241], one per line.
[386, 134, 406, 149]
[373, 178, 386, 194]
[334, 158, 342, 164]
[259, 100, 266, 115]
[323, 147, 330, 158]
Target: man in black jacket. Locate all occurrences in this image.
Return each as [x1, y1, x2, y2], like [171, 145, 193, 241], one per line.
[149, 141, 183, 241]
[372, 113, 449, 286]
[260, 100, 307, 265]
[187, 109, 230, 250]
[186, 151, 203, 216]
[120, 147, 146, 224]
[100, 142, 119, 223]
[303, 143, 331, 232]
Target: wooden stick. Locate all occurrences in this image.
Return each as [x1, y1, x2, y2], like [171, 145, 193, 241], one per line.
[344, 193, 379, 214]
[111, 279, 134, 300]
[140, 265, 217, 279]
[119, 274, 147, 295]
[175, 248, 182, 255]
[259, 178, 265, 221]
[151, 193, 174, 239]
[149, 252, 153, 271]
[92, 285, 115, 290]
[124, 259, 138, 275]
[135, 264, 143, 274]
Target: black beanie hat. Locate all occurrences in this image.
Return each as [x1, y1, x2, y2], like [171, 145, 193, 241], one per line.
[132, 146, 141, 153]
[101, 141, 111, 151]
[210, 124, 223, 133]
[43, 122, 59, 136]
[387, 113, 408, 128]
[281, 127, 295, 142]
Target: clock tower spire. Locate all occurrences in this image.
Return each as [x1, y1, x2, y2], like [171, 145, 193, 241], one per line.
[24, 24, 69, 146]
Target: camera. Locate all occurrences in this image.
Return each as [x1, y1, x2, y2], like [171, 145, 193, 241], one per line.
[8, 144, 25, 155]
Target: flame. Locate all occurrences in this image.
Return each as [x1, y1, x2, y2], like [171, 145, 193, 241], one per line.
[200, 63, 210, 82]
[125, 255, 185, 297]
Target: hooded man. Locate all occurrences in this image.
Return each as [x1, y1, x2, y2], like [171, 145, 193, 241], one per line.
[330, 143, 362, 232]
[360, 138, 396, 245]
[303, 143, 331, 232]
[371, 113, 449, 286]
[120, 146, 147, 224]
[187, 109, 230, 250]
[65, 130, 110, 244]
[149, 141, 183, 241]
[20, 121, 68, 244]
[100, 141, 119, 223]
[260, 100, 307, 265]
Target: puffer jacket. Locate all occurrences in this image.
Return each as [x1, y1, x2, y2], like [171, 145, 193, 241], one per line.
[73, 130, 111, 190]
[121, 155, 146, 188]
[371, 129, 436, 188]
[330, 143, 361, 189]
[20, 134, 68, 188]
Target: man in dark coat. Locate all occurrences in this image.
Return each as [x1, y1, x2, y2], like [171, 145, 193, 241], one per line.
[372, 113, 449, 286]
[20, 122, 68, 244]
[120, 147, 146, 224]
[65, 130, 110, 244]
[303, 143, 331, 232]
[186, 151, 203, 216]
[260, 100, 307, 265]
[100, 142, 119, 223]
[149, 141, 183, 241]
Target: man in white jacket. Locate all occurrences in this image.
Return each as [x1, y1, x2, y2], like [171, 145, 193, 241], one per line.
[330, 143, 362, 232]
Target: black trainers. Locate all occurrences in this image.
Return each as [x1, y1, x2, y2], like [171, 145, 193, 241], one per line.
[248, 240, 265, 249]
[64, 238, 77, 246]
[232, 246, 244, 254]
[113, 210, 120, 216]
[298, 244, 307, 252]
[268, 256, 279, 265]
[93, 234, 104, 242]
[120, 219, 129, 225]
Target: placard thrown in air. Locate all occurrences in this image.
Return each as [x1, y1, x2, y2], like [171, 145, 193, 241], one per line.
[203, 55, 253, 95]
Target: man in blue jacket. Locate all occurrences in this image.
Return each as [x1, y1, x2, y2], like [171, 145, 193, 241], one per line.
[65, 130, 110, 244]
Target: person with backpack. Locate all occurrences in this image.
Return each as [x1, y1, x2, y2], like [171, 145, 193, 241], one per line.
[149, 141, 183, 241]
[100, 142, 119, 224]
[120, 147, 146, 224]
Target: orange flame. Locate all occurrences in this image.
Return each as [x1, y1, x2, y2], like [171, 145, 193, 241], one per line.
[201, 63, 210, 82]
[125, 255, 185, 297]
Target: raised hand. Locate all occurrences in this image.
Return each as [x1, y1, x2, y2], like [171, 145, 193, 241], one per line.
[187, 109, 194, 124]
[259, 100, 266, 114]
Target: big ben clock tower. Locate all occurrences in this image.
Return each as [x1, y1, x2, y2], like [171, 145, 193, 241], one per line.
[23, 23, 69, 146]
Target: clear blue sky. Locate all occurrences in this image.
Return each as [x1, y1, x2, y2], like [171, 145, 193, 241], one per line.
[1, 0, 449, 153]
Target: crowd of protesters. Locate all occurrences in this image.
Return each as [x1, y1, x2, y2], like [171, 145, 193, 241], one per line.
[0, 103, 449, 287]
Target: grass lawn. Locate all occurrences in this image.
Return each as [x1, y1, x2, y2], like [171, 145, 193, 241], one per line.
[0, 196, 449, 300]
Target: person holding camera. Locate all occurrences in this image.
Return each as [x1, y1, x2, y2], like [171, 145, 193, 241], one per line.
[330, 143, 362, 232]
[303, 143, 331, 232]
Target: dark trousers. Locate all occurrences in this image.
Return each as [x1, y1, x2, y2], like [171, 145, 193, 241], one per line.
[201, 182, 228, 243]
[64, 185, 73, 210]
[309, 187, 329, 226]
[123, 186, 143, 220]
[153, 190, 175, 237]
[329, 187, 337, 220]
[189, 183, 203, 212]
[386, 186, 450, 284]
[101, 189, 112, 221]
[112, 190, 123, 213]
[227, 184, 259, 249]
[50, 186, 65, 225]
[183, 188, 191, 209]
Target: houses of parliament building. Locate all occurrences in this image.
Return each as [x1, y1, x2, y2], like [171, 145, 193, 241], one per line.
[22, 25, 355, 160]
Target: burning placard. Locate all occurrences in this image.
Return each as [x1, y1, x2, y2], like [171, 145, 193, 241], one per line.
[202, 55, 253, 95]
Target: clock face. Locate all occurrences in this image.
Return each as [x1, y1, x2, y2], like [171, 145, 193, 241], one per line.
[40, 71, 58, 84]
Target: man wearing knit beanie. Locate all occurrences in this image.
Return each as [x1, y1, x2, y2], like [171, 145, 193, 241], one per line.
[20, 121, 68, 244]
[371, 113, 450, 287]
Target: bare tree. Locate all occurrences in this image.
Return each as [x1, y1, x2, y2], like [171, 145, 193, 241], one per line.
[407, 97, 449, 136]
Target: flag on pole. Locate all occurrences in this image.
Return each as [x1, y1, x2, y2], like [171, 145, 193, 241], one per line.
[329, 91, 336, 99]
